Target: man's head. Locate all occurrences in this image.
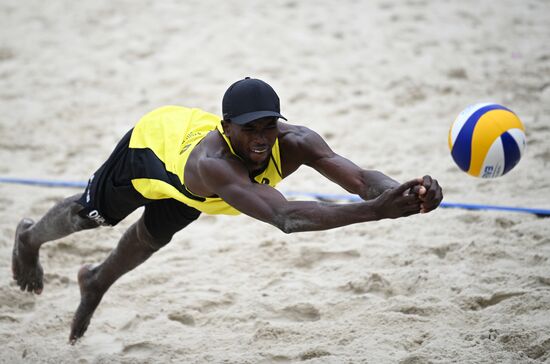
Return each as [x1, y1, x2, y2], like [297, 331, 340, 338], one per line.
[222, 77, 286, 124]
[221, 78, 286, 169]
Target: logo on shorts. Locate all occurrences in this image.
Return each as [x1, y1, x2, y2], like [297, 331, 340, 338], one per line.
[87, 209, 106, 225]
[85, 174, 95, 203]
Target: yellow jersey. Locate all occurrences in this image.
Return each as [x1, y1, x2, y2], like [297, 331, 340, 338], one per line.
[128, 106, 283, 215]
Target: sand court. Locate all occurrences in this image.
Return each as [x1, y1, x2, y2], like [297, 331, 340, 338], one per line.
[1, 0, 550, 362]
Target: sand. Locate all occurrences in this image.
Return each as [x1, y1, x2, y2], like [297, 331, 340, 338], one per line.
[1, 0, 550, 363]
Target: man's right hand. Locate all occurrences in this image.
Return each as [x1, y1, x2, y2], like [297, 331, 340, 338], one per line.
[372, 178, 423, 219]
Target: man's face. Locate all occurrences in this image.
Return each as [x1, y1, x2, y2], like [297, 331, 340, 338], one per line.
[223, 117, 279, 168]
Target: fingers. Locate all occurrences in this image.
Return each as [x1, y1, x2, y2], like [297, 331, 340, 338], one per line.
[398, 194, 423, 215]
[396, 202, 423, 217]
[394, 178, 423, 196]
[422, 175, 432, 189]
[377, 177, 441, 219]
[400, 175, 444, 214]
[413, 175, 433, 198]
[395, 183, 423, 211]
[408, 185, 423, 196]
[420, 178, 443, 213]
[402, 193, 422, 205]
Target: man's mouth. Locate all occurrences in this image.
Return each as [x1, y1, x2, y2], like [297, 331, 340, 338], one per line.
[251, 146, 268, 154]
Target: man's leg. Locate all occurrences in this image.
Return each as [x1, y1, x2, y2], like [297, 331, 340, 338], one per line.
[69, 198, 201, 344]
[69, 215, 160, 344]
[12, 194, 100, 294]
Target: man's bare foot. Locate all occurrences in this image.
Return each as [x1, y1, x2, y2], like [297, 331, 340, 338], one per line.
[12, 218, 44, 294]
[69, 264, 104, 345]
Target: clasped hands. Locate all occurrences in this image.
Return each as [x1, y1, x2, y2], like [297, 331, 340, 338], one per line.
[409, 175, 443, 214]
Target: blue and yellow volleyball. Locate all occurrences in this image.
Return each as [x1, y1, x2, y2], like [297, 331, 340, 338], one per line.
[448, 103, 526, 178]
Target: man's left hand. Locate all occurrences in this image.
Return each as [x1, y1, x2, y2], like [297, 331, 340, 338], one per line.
[411, 175, 443, 213]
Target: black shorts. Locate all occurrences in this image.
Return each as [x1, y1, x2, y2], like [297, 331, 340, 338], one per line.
[76, 129, 201, 244]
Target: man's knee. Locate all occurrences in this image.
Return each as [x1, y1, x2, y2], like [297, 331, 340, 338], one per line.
[147, 236, 172, 252]
[68, 203, 98, 228]
[136, 217, 172, 252]
[141, 200, 200, 251]
[75, 215, 101, 230]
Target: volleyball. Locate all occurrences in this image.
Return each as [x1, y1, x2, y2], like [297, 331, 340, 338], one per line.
[448, 103, 526, 178]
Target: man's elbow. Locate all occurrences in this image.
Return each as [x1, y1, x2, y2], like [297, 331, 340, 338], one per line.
[271, 214, 300, 234]
[273, 220, 295, 234]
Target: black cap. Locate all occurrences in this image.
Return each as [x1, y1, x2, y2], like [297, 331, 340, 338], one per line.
[222, 77, 287, 125]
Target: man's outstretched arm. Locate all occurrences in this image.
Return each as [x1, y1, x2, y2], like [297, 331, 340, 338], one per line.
[292, 127, 443, 212]
[199, 156, 424, 233]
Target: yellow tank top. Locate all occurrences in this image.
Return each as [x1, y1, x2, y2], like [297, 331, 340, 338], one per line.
[128, 106, 283, 215]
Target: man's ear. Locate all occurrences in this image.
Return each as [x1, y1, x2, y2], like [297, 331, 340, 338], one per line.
[221, 120, 231, 136]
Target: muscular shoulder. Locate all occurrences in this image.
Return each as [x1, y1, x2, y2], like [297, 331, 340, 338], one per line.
[186, 130, 245, 196]
[278, 122, 315, 144]
[278, 122, 334, 169]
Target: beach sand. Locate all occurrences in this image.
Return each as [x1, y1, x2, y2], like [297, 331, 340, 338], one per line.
[1, 0, 549, 363]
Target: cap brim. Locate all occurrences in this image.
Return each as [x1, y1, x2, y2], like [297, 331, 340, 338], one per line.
[229, 111, 287, 125]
